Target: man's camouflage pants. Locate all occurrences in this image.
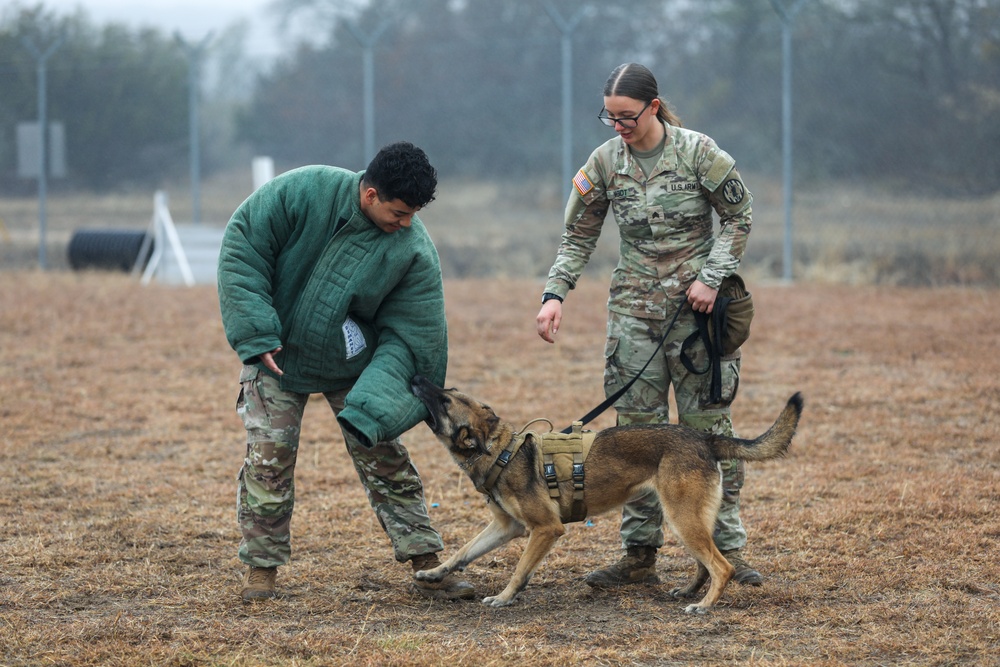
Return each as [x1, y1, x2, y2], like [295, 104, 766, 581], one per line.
[604, 308, 748, 552]
[235, 365, 444, 567]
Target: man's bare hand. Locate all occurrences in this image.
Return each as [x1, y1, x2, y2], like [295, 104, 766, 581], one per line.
[260, 347, 284, 375]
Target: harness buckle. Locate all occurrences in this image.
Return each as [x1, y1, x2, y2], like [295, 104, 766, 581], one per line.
[544, 462, 558, 487]
[571, 462, 585, 490]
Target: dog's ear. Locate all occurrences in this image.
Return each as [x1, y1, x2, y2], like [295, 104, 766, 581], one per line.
[486, 413, 500, 434]
[453, 425, 481, 452]
[470, 414, 502, 451]
[455, 418, 497, 453]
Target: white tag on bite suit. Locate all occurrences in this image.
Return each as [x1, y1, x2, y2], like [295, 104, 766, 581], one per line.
[342, 316, 367, 360]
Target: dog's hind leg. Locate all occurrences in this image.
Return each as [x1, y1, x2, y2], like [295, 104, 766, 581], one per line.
[674, 538, 733, 614]
[415, 507, 526, 584]
[671, 560, 709, 600]
[659, 477, 734, 613]
[483, 522, 565, 607]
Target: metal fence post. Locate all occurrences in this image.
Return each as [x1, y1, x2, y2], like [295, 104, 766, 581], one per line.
[541, 2, 589, 199]
[769, 0, 807, 282]
[21, 35, 64, 270]
[178, 33, 214, 225]
[346, 21, 391, 165]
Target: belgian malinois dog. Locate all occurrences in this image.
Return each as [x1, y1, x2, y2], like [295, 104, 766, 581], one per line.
[410, 375, 803, 613]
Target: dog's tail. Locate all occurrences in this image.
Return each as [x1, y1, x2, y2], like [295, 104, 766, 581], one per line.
[710, 393, 803, 462]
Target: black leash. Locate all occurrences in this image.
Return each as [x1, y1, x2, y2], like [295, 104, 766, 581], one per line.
[561, 295, 690, 433]
[679, 296, 733, 405]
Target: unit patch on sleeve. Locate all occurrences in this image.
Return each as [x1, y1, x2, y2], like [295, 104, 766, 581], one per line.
[572, 169, 594, 196]
[721, 178, 746, 205]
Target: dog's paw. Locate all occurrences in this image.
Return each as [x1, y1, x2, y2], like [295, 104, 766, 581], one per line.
[414, 568, 447, 583]
[482, 595, 515, 607]
[669, 586, 697, 599]
[683, 604, 710, 615]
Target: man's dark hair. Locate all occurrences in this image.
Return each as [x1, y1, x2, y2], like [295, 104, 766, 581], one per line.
[361, 141, 437, 208]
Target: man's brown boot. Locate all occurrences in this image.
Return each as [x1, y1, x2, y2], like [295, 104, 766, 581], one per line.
[241, 566, 278, 600]
[722, 549, 763, 586]
[409, 553, 475, 600]
[584, 546, 660, 588]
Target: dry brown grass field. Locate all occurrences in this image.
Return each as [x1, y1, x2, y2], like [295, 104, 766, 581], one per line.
[1, 269, 998, 666]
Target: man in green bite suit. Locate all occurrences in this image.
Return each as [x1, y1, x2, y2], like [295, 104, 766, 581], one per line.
[218, 142, 473, 602]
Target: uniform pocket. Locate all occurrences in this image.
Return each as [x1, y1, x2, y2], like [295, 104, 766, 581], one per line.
[610, 191, 646, 232]
[603, 336, 621, 387]
[236, 364, 272, 431]
[603, 337, 620, 363]
[702, 357, 741, 408]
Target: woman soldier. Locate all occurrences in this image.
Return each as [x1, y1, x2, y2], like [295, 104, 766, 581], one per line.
[535, 63, 761, 589]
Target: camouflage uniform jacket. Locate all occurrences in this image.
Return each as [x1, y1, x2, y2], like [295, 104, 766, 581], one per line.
[218, 165, 448, 445]
[544, 122, 753, 320]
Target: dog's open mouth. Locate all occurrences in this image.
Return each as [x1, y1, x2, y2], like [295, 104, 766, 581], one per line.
[410, 376, 439, 432]
[422, 407, 438, 431]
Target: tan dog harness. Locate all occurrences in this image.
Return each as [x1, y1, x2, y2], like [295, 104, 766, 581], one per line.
[479, 420, 596, 524]
[538, 421, 596, 523]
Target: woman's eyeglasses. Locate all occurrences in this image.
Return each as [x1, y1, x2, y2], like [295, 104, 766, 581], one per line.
[597, 99, 652, 129]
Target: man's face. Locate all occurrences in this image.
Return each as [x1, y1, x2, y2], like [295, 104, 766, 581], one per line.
[360, 186, 420, 233]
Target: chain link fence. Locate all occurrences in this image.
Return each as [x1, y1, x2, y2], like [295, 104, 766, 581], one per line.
[2, 0, 997, 285]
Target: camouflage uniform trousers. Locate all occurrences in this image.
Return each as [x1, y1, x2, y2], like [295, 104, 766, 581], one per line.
[604, 309, 748, 552]
[235, 365, 444, 567]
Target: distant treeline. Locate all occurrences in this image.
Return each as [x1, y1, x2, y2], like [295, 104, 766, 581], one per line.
[2, 0, 998, 194]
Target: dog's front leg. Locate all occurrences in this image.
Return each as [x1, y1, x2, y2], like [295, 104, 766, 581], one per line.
[415, 512, 526, 583]
[483, 523, 564, 607]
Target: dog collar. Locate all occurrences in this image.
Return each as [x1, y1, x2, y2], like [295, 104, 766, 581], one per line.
[459, 439, 495, 474]
[475, 432, 529, 494]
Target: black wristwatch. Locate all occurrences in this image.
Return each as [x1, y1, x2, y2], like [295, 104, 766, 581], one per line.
[541, 292, 563, 304]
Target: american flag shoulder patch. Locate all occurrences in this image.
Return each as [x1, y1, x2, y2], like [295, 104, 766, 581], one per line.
[572, 169, 594, 196]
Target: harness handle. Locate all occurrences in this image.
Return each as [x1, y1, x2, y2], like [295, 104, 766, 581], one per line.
[518, 417, 554, 434]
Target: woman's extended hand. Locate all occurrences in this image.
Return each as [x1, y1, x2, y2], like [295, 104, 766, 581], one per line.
[536, 300, 563, 343]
